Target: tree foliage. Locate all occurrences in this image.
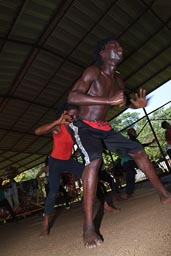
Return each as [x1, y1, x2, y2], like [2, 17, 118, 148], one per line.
[110, 112, 140, 133]
[102, 104, 171, 166]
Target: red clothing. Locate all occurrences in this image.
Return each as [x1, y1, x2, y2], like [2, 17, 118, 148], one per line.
[165, 129, 171, 145]
[82, 120, 112, 131]
[51, 125, 74, 160]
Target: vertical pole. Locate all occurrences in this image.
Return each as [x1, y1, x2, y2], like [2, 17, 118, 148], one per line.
[108, 151, 115, 164]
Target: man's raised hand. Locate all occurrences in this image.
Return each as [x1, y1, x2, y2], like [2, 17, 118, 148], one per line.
[130, 88, 148, 108]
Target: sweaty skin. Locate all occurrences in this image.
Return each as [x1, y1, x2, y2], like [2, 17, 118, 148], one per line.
[68, 40, 171, 248]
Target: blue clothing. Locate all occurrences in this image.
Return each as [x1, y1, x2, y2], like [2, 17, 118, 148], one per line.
[0, 190, 5, 201]
[122, 160, 137, 195]
[0, 189, 16, 218]
[44, 156, 83, 215]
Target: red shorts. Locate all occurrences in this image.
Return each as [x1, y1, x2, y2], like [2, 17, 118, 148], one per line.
[82, 120, 112, 131]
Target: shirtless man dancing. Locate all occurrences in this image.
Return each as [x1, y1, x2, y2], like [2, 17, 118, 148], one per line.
[67, 38, 171, 248]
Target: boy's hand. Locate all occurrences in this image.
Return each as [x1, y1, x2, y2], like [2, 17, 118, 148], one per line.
[60, 111, 73, 124]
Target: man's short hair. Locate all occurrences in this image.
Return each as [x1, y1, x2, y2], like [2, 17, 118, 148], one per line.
[56, 102, 79, 119]
[95, 36, 116, 64]
[127, 128, 135, 136]
[161, 121, 168, 129]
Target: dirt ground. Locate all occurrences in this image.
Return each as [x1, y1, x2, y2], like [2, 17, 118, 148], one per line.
[1, 176, 171, 256]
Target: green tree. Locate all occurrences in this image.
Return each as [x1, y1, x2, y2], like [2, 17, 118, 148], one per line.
[110, 112, 140, 132]
[106, 104, 171, 163]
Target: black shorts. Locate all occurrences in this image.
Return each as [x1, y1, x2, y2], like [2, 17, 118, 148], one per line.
[69, 119, 143, 166]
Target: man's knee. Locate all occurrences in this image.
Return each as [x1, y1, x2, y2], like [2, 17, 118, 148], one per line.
[129, 149, 147, 160]
[83, 159, 102, 179]
[89, 158, 102, 170]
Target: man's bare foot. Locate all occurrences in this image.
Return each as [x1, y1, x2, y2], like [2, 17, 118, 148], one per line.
[160, 194, 171, 205]
[83, 228, 103, 248]
[104, 201, 120, 213]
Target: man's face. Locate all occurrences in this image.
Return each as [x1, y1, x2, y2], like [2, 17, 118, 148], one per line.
[128, 128, 137, 138]
[101, 40, 123, 64]
[67, 109, 78, 121]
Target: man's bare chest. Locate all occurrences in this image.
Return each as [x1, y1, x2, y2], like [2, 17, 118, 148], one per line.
[91, 75, 122, 97]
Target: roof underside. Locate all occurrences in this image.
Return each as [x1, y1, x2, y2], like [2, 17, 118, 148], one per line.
[0, 0, 171, 178]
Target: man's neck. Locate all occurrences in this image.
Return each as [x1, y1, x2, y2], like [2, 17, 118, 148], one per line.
[101, 67, 116, 79]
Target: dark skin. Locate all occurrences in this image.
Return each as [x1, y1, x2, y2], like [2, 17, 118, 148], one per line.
[68, 40, 171, 248]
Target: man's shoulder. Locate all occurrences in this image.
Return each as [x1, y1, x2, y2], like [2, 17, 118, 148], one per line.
[84, 65, 100, 76]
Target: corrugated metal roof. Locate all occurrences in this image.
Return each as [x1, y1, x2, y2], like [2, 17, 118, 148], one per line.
[0, 0, 171, 177]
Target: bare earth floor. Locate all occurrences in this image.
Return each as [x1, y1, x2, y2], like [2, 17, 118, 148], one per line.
[1, 176, 171, 256]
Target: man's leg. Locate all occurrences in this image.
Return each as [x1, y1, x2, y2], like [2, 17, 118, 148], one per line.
[12, 184, 20, 208]
[129, 150, 171, 203]
[82, 159, 103, 248]
[124, 160, 136, 197]
[41, 215, 49, 237]
[59, 185, 70, 209]
[40, 158, 60, 237]
[2, 199, 16, 219]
